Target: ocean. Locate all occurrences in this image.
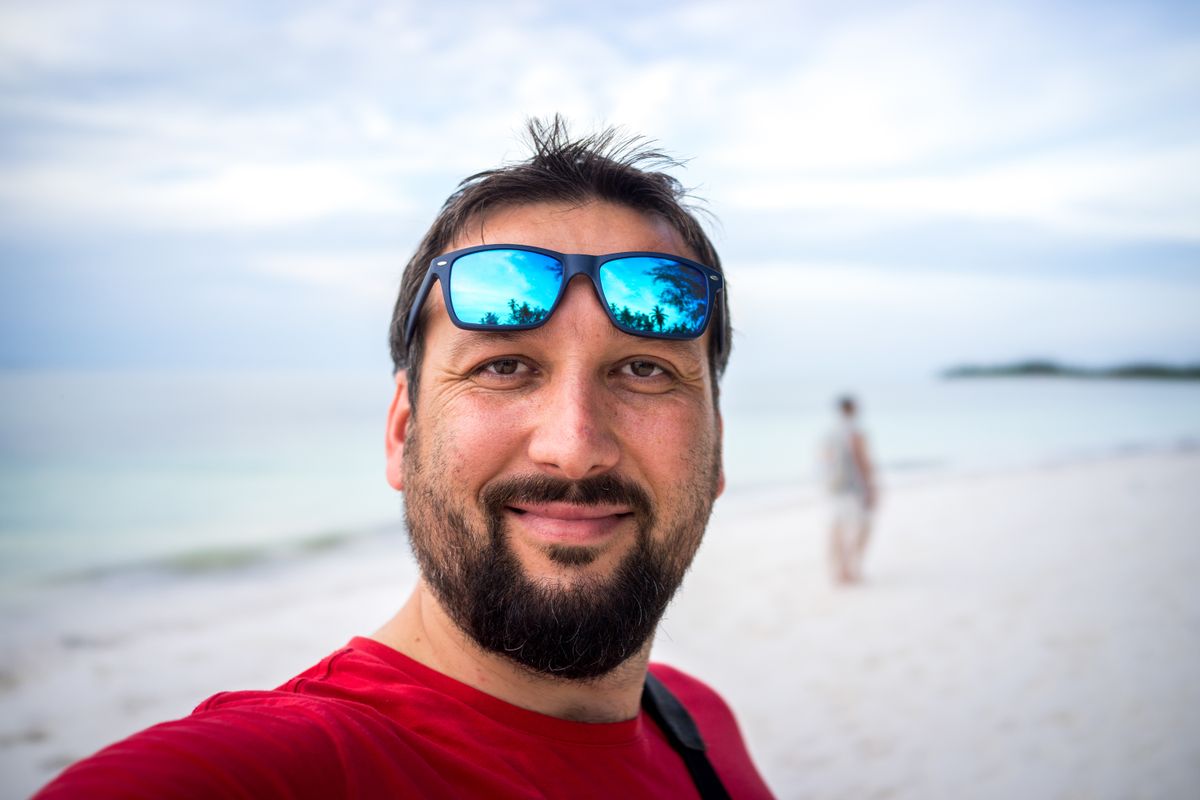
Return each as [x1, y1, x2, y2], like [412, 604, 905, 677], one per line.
[2, 368, 1198, 585]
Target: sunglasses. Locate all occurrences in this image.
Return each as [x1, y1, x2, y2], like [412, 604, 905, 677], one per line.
[404, 244, 725, 352]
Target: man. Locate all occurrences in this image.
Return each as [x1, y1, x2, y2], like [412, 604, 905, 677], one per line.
[824, 395, 877, 584]
[37, 119, 773, 799]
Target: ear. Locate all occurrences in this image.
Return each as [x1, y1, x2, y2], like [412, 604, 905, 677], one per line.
[715, 409, 726, 498]
[385, 372, 412, 491]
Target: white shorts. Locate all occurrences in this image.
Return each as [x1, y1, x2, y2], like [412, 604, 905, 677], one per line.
[831, 493, 869, 528]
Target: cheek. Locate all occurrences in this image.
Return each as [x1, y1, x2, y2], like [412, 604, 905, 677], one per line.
[424, 403, 527, 484]
[616, 402, 717, 479]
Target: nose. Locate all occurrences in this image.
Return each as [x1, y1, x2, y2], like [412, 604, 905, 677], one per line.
[525, 279, 621, 481]
[526, 366, 621, 481]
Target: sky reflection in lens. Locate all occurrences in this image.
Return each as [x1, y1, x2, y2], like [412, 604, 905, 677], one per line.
[448, 251, 710, 335]
[449, 250, 562, 326]
[599, 257, 709, 335]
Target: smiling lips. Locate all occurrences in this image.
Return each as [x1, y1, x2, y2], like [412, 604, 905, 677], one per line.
[506, 501, 634, 544]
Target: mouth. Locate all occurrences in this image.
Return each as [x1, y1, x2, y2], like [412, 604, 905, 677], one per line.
[505, 501, 635, 544]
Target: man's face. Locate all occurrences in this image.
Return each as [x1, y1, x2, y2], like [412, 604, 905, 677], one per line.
[385, 200, 724, 679]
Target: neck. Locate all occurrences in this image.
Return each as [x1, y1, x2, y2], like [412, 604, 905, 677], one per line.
[371, 580, 652, 723]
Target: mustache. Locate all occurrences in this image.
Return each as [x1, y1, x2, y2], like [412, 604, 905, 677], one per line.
[481, 473, 653, 522]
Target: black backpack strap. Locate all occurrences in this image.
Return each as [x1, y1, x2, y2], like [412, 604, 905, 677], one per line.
[642, 672, 733, 800]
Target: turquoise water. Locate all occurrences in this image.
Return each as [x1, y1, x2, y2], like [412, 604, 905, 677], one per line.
[2, 369, 1198, 582]
[0, 370, 400, 581]
[721, 375, 1200, 486]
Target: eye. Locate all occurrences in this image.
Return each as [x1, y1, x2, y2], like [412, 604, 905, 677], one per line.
[481, 358, 527, 376]
[623, 360, 665, 379]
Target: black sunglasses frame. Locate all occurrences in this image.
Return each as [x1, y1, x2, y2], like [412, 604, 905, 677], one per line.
[403, 243, 725, 355]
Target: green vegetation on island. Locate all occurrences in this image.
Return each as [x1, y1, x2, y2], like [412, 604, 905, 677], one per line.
[941, 359, 1200, 381]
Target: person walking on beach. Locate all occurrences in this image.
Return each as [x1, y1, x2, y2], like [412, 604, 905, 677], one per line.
[36, 118, 773, 799]
[825, 395, 877, 584]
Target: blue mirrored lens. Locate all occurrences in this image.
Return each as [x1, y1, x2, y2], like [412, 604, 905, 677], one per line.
[448, 250, 563, 327]
[598, 257, 710, 336]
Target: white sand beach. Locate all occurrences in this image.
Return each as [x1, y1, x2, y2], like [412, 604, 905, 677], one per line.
[3, 449, 1198, 799]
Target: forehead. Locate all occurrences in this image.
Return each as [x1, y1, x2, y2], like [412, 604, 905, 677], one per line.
[448, 200, 698, 260]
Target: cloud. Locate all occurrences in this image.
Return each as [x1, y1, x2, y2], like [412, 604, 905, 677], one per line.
[1, 152, 416, 231]
[250, 250, 406, 301]
[1, 0, 1197, 371]
[702, 3, 1200, 240]
[728, 261, 1200, 381]
[2, 0, 1195, 242]
[726, 143, 1200, 240]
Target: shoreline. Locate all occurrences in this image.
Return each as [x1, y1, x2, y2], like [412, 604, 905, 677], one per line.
[3, 447, 1199, 798]
[7, 435, 1198, 592]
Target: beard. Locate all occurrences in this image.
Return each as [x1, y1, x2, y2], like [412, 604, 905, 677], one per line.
[402, 429, 721, 682]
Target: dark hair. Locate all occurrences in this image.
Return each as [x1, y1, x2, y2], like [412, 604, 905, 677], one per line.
[387, 116, 731, 408]
[838, 395, 857, 415]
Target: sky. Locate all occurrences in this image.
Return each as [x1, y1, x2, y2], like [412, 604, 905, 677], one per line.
[1, 0, 1198, 390]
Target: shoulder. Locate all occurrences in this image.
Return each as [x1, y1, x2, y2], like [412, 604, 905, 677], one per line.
[648, 662, 736, 724]
[34, 643, 439, 800]
[648, 663, 775, 799]
[33, 697, 356, 799]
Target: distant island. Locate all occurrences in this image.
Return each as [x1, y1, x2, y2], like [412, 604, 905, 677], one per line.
[941, 360, 1200, 381]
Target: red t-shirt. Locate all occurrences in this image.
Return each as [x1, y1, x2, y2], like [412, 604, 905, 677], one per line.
[36, 637, 774, 799]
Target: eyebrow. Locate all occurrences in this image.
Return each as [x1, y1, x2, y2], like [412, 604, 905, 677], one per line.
[443, 326, 706, 368]
[444, 329, 531, 362]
